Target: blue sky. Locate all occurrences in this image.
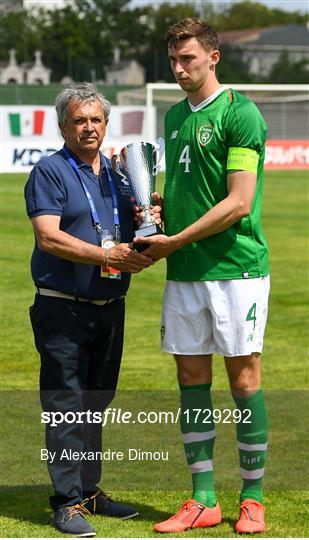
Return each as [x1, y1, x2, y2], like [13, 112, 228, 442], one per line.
[130, 0, 308, 13]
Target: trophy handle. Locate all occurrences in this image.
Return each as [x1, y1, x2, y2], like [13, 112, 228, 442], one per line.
[111, 154, 130, 186]
[153, 137, 165, 176]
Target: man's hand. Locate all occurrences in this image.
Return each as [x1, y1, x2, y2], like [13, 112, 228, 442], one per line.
[108, 243, 154, 273]
[133, 234, 179, 261]
[31, 215, 155, 271]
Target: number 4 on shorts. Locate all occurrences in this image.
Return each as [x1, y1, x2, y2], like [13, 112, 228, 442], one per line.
[246, 302, 257, 330]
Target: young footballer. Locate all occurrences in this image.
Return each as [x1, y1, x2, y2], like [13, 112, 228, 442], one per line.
[134, 18, 269, 534]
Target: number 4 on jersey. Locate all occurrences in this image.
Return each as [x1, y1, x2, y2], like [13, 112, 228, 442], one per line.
[179, 145, 191, 173]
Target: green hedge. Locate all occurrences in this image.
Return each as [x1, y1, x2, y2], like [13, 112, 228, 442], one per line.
[0, 84, 142, 105]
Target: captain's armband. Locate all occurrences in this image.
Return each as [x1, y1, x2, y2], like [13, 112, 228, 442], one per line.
[227, 147, 259, 174]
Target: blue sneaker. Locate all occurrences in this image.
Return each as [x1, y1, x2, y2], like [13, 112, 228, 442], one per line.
[53, 504, 96, 537]
[82, 490, 138, 520]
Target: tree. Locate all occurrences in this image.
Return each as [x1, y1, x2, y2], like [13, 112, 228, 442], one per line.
[41, 0, 148, 81]
[136, 2, 198, 82]
[266, 50, 309, 84]
[213, 1, 307, 31]
[74, 0, 128, 15]
[0, 10, 43, 63]
[0, 0, 307, 84]
[39, 7, 101, 81]
[217, 45, 254, 83]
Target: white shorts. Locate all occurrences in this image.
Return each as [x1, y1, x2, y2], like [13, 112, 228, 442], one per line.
[161, 277, 270, 357]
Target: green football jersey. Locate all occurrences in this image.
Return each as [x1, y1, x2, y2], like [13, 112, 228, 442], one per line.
[164, 88, 270, 281]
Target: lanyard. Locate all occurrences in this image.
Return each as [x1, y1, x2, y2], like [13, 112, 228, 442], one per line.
[62, 146, 120, 239]
[102, 155, 120, 230]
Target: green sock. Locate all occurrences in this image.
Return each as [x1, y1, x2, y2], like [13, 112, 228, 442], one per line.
[180, 383, 217, 508]
[233, 389, 268, 503]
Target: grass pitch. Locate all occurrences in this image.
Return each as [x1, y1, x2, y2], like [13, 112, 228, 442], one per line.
[1, 170, 308, 537]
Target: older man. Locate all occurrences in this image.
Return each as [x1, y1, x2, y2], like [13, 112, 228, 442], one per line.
[25, 82, 157, 537]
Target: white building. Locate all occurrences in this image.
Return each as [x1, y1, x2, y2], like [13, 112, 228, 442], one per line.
[105, 49, 145, 86]
[219, 24, 309, 76]
[0, 49, 23, 84]
[0, 49, 51, 85]
[105, 60, 145, 86]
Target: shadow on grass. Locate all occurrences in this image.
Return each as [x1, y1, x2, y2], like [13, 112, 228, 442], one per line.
[0, 485, 52, 526]
[0, 484, 171, 527]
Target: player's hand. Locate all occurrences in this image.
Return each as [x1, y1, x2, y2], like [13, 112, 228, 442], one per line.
[132, 192, 163, 228]
[107, 243, 154, 273]
[133, 234, 178, 261]
[152, 192, 164, 223]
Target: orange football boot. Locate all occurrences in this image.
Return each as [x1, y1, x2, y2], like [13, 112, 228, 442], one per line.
[235, 499, 266, 534]
[154, 499, 221, 533]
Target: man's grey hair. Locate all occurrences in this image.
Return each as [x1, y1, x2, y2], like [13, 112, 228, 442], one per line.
[55, 82, 111, 125]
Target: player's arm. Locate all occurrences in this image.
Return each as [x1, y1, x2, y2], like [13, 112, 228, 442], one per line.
[174, 170, 257, 242]
[133, 170, 256, 260]
[31, 215, 154, 272]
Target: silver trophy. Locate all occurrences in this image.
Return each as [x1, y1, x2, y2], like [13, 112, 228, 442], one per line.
[111, 141, 164, 252]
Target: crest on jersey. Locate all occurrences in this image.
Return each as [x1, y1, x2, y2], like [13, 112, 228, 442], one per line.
[198, 125, 214, 146]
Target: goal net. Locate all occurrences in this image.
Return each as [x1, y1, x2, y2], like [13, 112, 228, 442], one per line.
[117, 83, 309, 143]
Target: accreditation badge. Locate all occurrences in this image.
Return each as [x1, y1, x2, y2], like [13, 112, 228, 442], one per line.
[101, 232, 121, 280]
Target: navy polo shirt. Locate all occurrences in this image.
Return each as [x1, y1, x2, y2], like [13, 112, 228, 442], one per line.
[24, 146, 135, 299]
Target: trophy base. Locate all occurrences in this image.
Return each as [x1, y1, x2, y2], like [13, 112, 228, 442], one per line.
[134, 223, 163, 252]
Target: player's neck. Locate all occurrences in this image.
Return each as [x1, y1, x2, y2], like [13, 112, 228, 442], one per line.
[187, 79, 222, 107]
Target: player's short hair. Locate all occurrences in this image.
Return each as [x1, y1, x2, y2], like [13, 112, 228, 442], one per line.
[55, 82, 111, 126]
[166, 18, 219, 52]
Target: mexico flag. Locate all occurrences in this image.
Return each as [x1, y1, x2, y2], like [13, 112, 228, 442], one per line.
[9, 110, 45, 136]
